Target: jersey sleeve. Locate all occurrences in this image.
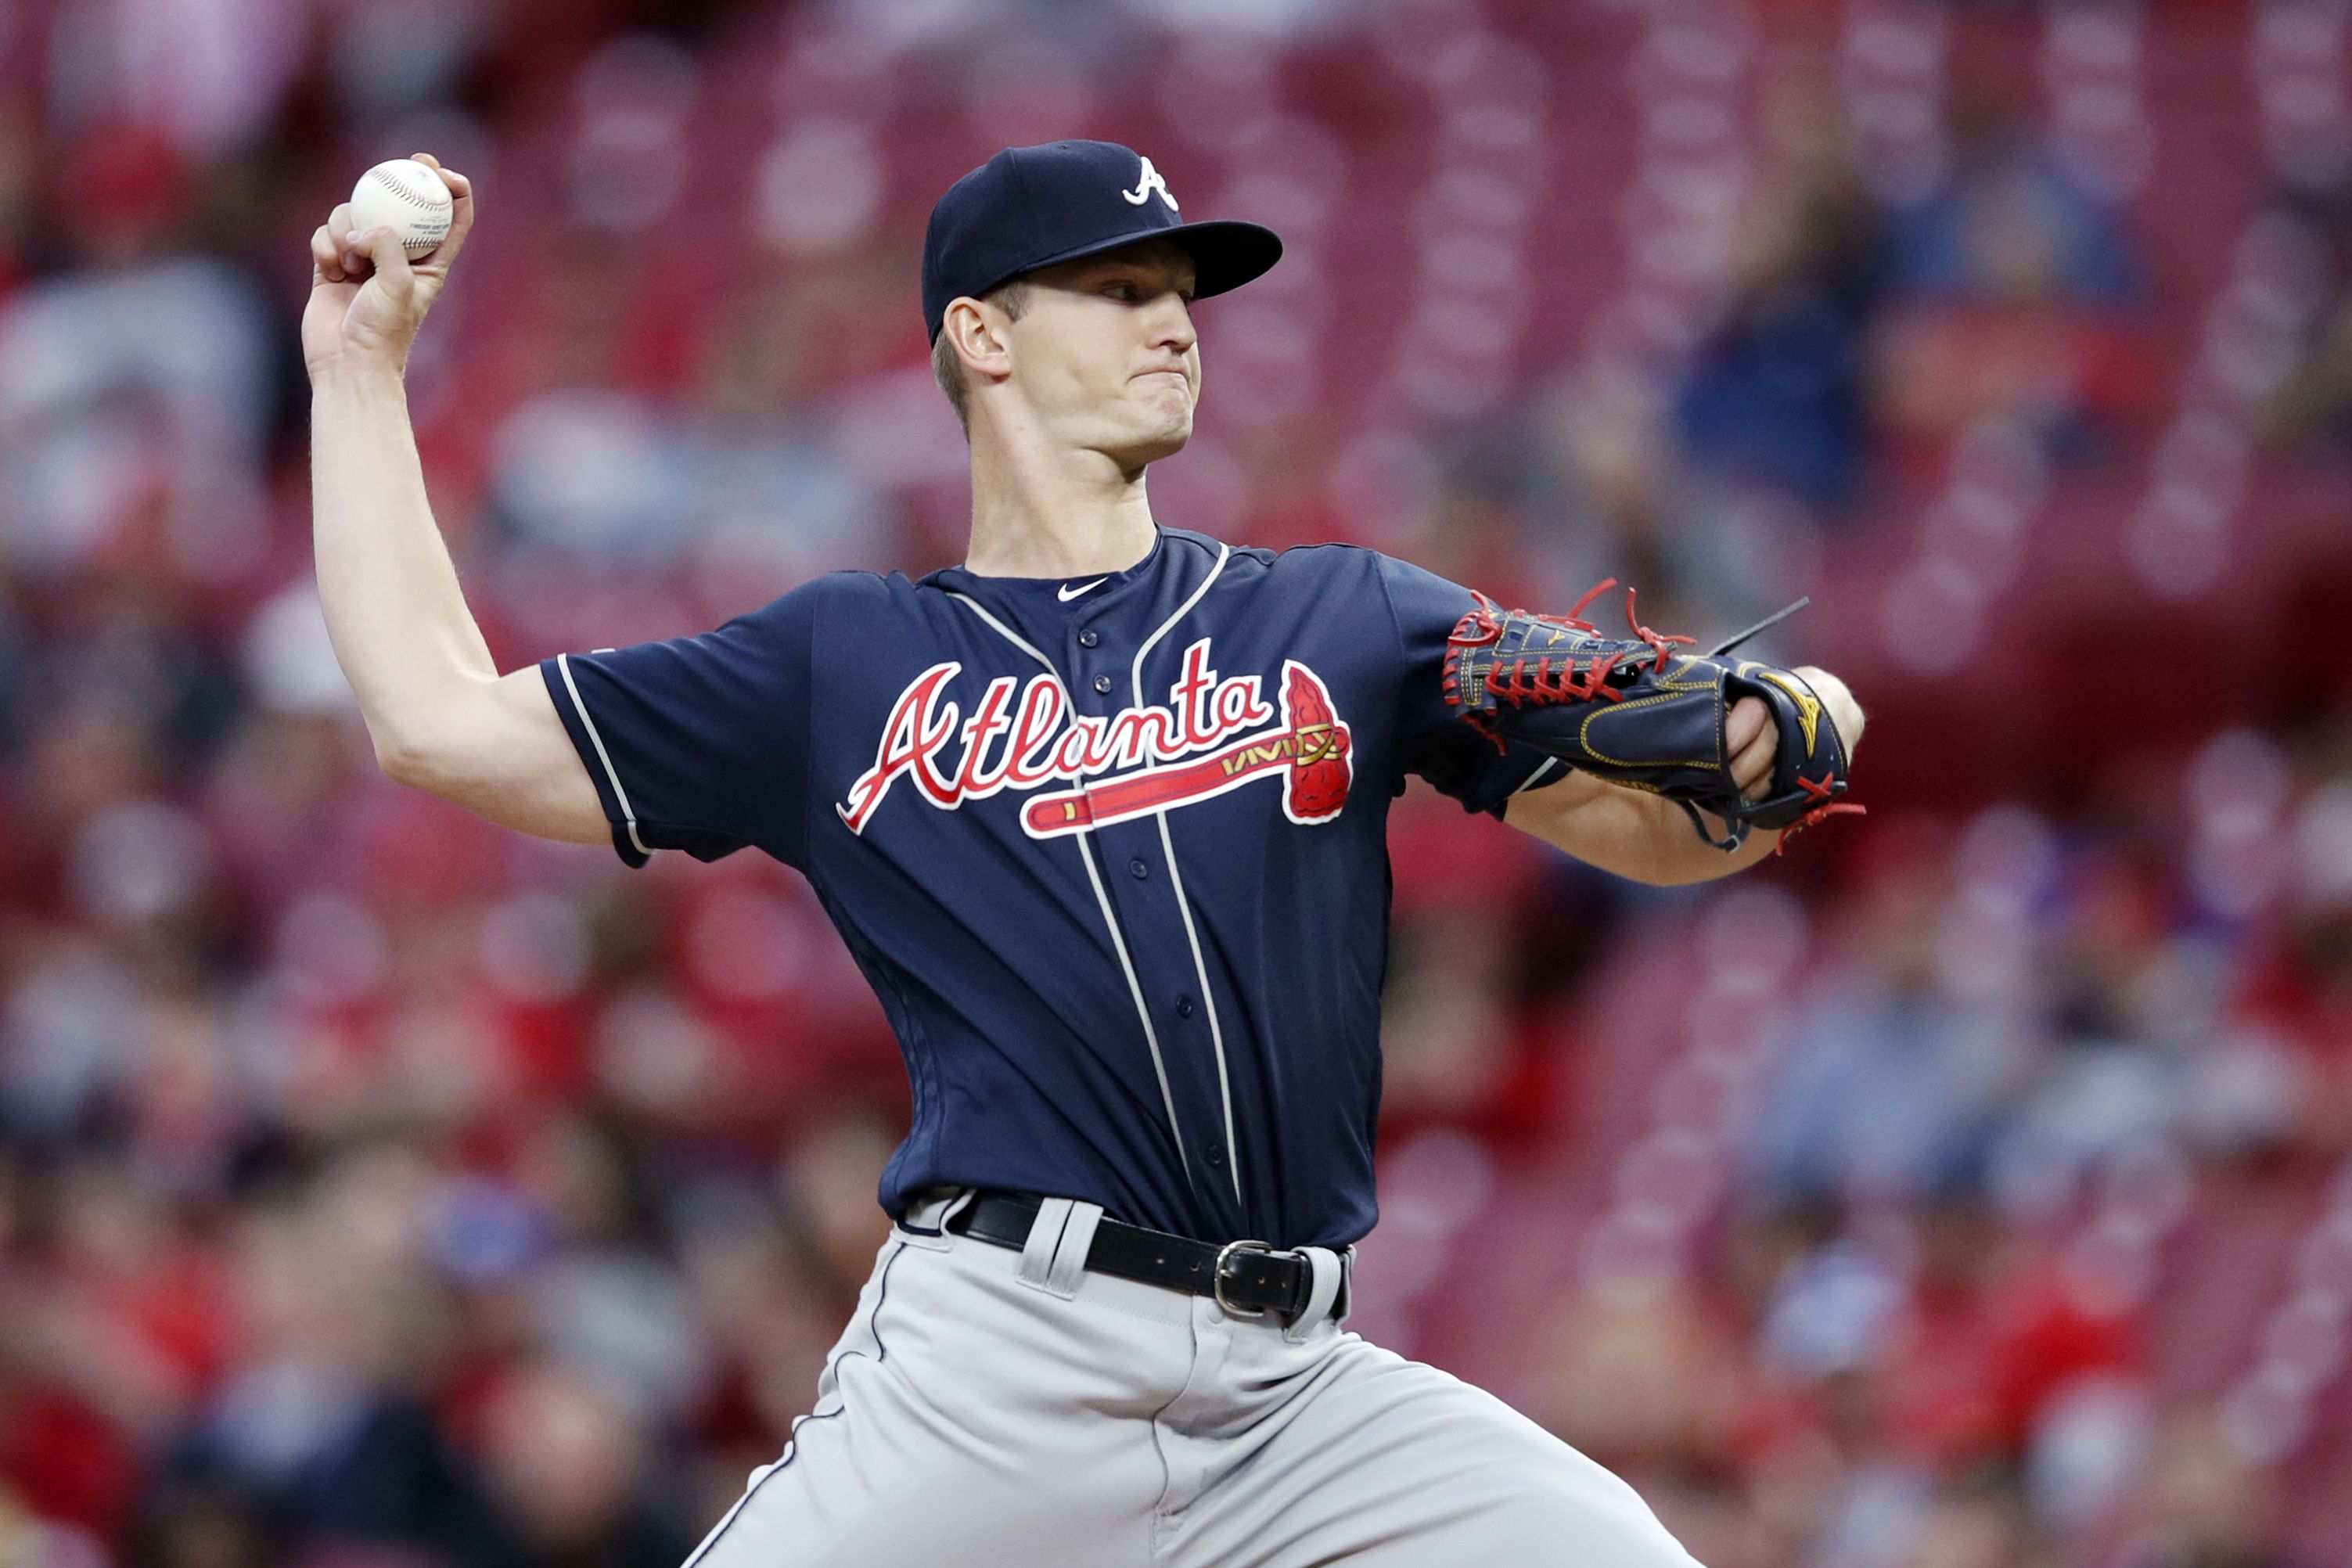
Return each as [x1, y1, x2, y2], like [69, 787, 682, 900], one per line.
[538, 581, 822, 868]
[1376, 553, 1570, 818]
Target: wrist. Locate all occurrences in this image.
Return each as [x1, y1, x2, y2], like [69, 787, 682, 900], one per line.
[308, 353, 409, 394]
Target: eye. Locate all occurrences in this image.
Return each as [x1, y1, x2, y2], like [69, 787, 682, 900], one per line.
[1103, 280, 1139, 301]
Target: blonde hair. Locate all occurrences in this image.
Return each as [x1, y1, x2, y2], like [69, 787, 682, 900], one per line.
[932, 279, 1033, 435]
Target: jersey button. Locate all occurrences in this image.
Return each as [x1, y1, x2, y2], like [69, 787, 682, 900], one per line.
[1206, 1142, 1226, 1169]
[1128, 858, 1149, 879]
[1092, 674, 1113, 696]
[1078, 630, 1100, 649]
[1174, 995, 1195, 1019]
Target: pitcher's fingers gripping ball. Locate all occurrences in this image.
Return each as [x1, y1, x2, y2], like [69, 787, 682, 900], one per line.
[1443, 581, 1864, 852]
[351, 158, 455, 259]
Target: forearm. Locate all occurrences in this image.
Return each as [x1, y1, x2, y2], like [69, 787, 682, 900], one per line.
[1602, 785, 1781, 884]
[1505, 771, 1779, 884]
[310, 362, 498, 768]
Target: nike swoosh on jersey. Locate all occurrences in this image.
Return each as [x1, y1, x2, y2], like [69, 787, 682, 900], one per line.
[1058, 577, 1109, 602]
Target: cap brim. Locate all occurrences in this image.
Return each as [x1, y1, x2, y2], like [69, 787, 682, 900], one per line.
[1164, 219, 1286, 300]
[973, 218, 1284, 307]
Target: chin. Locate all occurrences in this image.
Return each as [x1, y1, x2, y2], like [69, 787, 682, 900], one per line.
[1112, 414, 1194, 469]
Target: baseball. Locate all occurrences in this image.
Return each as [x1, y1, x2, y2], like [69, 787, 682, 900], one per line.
[349, 158, 453, 259]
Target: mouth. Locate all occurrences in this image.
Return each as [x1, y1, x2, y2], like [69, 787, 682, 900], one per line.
[1135, 369, 1193, 398]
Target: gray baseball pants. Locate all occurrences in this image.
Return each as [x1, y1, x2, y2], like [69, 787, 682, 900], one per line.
[684, 1192, 1703, 1567]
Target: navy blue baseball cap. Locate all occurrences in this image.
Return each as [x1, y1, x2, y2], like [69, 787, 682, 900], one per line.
[922, 140, 1282, 342]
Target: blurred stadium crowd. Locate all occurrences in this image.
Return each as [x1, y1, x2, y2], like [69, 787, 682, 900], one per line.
[0, 0, 2350, 1564]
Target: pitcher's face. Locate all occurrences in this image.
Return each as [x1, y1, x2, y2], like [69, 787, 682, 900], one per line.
[1003, 240, 1201, 470]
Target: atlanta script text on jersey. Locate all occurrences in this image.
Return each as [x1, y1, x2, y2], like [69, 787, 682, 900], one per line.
[835, 637, 1354, 840]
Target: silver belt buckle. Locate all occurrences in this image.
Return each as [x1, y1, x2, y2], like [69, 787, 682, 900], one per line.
[1214, 1239, 1281, 1318]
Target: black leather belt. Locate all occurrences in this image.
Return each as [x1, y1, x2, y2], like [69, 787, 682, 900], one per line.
[949, 1192, 1328, 1324]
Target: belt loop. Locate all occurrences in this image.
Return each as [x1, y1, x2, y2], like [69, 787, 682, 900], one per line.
[895, 1186, 975, 1250]
[933, 1187, 976, 1240]
[1045, 1202, 1102, 1298]
[1017, 1197, 1077, 1293]
[1284, 1246, 1346, 1342]
[1335, 1245, 1357, 1326]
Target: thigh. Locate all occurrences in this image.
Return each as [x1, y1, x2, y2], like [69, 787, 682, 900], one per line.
[685, 1237, 1170, 1568]
[1180, 1330, 1704, 1568]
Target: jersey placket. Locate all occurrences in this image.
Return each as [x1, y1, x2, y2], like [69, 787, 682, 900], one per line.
[1066, 606, 1243, 1218]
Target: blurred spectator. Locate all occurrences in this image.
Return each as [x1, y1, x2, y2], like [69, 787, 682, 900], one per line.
[1869, 95, 2149, 455]
[127, 1481, 269, 1568]
[2116, 1413, 2303, 1568]
[0, 127, 278, 586]
[1892, 1476, 2036, 1568]
[1679, 62, 1887, 512]
[465, 1358, 691, 1568]
[2215, 793, 2352, 1158]
[1883, 97, 2140, 311]
[1748, 852, 2026, 1207]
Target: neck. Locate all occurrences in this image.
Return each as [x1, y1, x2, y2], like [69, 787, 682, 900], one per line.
[962, 415, 1160, 578]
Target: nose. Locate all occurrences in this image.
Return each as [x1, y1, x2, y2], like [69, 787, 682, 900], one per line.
[1147, 290, 1196, 356]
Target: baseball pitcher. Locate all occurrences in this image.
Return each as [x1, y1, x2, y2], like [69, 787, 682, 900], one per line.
[306, 140, 1863, 1566]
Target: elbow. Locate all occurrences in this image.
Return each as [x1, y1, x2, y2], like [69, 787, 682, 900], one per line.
[366, 682, 513, 802]
[371, 732, 427, 789]
[371, 726, 451, 793]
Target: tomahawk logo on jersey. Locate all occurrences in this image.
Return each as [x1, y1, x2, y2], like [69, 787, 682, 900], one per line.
[538, 528, 1563, 1250]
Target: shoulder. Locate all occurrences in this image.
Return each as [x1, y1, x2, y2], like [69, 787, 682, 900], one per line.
[1271, 541, 1433, 594]
[1192, 540, 1462, 635]
[706, 570, 920, 652]
[1274, 540, 1380, 572]
[1262, 543, 1465, 618]
[1189, 534, 1391, 588]
[771, 568, 930, 619]
[1158, 527, 1272, 577]
[811, 567, 919, 603]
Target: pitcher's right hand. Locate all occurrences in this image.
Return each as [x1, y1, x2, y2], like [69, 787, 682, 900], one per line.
[304, 153, 473, 380]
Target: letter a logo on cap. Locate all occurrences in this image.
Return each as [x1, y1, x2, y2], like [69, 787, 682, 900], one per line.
[1121, 156, 1178, 211]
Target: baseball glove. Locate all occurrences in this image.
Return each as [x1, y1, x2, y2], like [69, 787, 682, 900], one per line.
[1442, 581, 1862, 853]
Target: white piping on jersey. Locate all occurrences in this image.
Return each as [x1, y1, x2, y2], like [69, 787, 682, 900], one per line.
[1513, 756, 1563, 794]
[556, 653, 653, 861]
[1129, 542, 1243, 1204]
[1129, 541, 1228, 690]
[944, 589, 1194, 1191]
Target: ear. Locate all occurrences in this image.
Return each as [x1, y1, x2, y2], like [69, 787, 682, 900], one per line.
[943, 296, 1014, 385]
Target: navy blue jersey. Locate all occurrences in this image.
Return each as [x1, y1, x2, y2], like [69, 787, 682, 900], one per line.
[540, 527, 1564, 1248]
